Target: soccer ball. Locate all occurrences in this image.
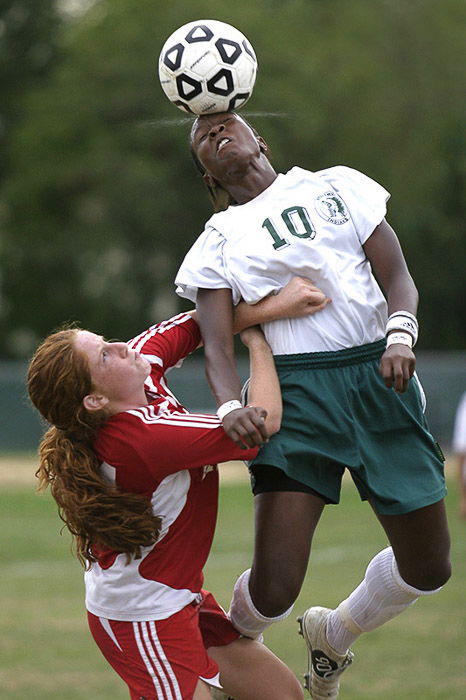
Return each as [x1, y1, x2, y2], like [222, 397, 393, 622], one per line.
[158, 19, 258, 115]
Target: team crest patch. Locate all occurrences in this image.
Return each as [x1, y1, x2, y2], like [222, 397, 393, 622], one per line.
[316, 192, 349, 225]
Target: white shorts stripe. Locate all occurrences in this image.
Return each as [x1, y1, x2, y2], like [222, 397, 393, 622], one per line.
[133, 621, 165, 698]
[140, 621, 178, 700]
[413, 371, 427, 412]
[148, 620, 183, 699]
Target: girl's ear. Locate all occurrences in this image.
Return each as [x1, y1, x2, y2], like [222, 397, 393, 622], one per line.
[83, 393, 109, 413]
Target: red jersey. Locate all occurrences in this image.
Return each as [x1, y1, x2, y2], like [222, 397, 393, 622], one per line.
[85, 313, 257, 621]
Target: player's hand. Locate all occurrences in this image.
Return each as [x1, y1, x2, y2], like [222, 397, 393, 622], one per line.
[222, 405, 269, 449]
[274, 276, 331, 318]
[379, 344, 416, 393]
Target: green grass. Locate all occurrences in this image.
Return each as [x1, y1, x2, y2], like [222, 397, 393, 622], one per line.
[1, 468, 465, 699]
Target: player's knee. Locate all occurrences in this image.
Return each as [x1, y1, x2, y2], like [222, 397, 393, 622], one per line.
[404, 554, 452, 591]
[428, 556, 452, 589]
[250, 575, 300, 617]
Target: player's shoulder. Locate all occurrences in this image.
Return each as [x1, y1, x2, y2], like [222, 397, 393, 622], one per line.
[207, 204, 240, 234]
[314, 165, 388, 202]
[315, 164, 368, 185]
[187, 212, 228, 247]
[97, 401, 177, 449]
[94, 411, 145, 464]
[283, 165, 362, 189]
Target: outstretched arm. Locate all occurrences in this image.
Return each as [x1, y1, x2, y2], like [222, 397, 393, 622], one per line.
[363, 218, 418, 393]
[188, 276, 330, 333]
[232, 276, 330, 333]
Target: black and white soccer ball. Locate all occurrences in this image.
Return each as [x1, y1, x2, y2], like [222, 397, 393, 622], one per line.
[158, 19, 258, 115]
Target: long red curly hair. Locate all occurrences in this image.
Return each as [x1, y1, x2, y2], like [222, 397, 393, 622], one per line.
[27, 327, 161, 568]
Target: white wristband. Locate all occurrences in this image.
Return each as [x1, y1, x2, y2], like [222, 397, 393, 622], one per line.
[386, 331, 413, 348]
[217, 400, 243, 421]
[388, 310, 418, 325]
[386, 311, 418, 345]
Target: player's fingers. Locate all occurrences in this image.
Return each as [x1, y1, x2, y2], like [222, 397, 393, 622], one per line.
[223, 409, 268, 448]
[396, 358, 415, 393]
[393, 363, 405, 393]
[305, 288, 326, 301]
[298, 277, 324, 293]
[237, 414, 268, 446]
[224, 423, 256, 449]
[379, 357, 394, 388]
[391, 358, 414, 393]
[232, 426, 265, 449]
[307, 297, 332, 312]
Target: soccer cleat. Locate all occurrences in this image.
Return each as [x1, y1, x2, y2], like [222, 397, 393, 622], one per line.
[298, 606, 354, 699]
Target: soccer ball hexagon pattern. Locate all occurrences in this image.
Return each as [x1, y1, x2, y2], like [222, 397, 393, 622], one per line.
[158, 20, 258, 115]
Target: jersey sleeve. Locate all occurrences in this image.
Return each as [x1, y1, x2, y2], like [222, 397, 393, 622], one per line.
[127, 313, 201, 379]
[318, 166, 390, 244]
[96, 410, 258, 487]
[175, 224, 234, 303]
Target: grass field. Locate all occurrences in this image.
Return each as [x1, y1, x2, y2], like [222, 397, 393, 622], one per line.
[1, 455, 465, 699]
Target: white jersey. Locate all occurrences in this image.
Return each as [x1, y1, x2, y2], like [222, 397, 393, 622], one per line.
[176, 166, 390, 354]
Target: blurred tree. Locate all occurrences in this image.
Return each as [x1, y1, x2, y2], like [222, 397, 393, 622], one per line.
[0, 0, 62, 355]
[0, 0, 464, 358]
[0, 0, 61, 180]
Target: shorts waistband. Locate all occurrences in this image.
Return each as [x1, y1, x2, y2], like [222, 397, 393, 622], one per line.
[273, 339, 386, 370]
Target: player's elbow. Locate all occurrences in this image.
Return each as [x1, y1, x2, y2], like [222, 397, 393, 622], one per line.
[265, 412, 282, 437]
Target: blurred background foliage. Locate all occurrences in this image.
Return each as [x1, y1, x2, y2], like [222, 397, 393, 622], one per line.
[0, 0, 464, 358]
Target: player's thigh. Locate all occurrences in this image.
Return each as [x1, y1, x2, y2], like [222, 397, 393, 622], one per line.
[193, 678, 212, 699]
[252, 489, 324, 573]
[208, 637, 303, 700]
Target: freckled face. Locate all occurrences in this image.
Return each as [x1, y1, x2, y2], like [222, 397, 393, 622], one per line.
[74, 331, 150, 406]
[191, 112, 263, 182]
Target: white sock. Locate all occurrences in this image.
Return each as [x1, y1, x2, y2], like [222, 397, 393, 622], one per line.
[228, 569, 294, 638]
[326, 547, 441, 655]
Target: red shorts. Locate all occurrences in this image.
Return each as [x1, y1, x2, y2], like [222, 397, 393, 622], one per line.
[87, 590, 239, 700]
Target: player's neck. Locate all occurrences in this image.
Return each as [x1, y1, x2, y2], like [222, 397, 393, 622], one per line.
[106, 390, 150, 416]
[225, 160, 277, 204]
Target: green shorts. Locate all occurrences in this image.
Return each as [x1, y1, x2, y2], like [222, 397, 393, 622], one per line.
[250, 340, 446, 515]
